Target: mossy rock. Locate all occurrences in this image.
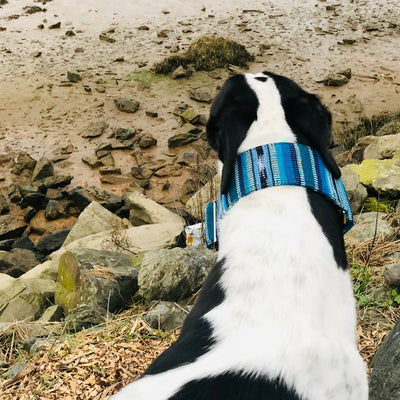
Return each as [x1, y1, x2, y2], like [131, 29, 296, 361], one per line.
[55, 248, 139, 314]
[350, 159, 395, 186]
[153, 36, 254, 74]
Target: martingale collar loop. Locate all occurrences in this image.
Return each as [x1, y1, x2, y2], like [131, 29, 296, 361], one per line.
[204, 142, 354, 250]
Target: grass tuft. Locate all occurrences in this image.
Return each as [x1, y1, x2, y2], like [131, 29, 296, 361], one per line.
[336, 111, 400, 149]
[153, 36, 254, 74]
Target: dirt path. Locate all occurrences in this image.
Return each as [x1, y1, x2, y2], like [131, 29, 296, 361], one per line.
[1, 0, 400, 204]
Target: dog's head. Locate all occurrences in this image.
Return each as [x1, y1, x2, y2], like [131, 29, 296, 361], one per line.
[206, 71, 340, 194]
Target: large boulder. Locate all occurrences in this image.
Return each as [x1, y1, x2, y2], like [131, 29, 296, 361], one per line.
[55, 248, 139, 314]
[340, 165, 368, 213]
[127, 191, 185, 227]
[137, 246, 217, 302]
[350, 159, 400, 198]
[346, 212, 395, 243]
[363, 133, 400, 160]
[143, 301, 190, 330]
[369, 317, 400, 400]
[0, 278, 55, 322]
[0, 248, 39, 277]
[63, 201, 132, 246]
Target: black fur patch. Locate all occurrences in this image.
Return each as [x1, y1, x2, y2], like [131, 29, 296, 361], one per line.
[167, 372, 303, 400]
[207, 74, 259, 194]
[144, 259, 226, 375]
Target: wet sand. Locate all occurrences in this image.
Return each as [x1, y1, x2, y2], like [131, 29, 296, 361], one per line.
[1, 0, 400, 203]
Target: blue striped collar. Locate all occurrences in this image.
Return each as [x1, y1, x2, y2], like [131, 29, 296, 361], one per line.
[204, 142, 354, 250]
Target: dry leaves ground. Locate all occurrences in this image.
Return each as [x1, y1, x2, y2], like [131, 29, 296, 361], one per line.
[1, 218, 399, 399]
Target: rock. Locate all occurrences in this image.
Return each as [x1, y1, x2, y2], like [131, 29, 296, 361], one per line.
[8, 361, 28, 380]
[171, 66, 187, 79]
[109, 139, 135, 150]
[143, 301, 189, 330]
[384, 264, 400, 288]
[55, 248, 139, 314]
[153, 164, 182, 177]
[99, 166, 121, 175]
[138, 134, 157, 149]
[131, 167, 153, 180]
[63, 201, 131, 246]
[64, 304, 106, 332]
[137, 246, 217, 302]
[29, 210, 76, 236]
[82, 155, 102, 168]
[38, 174, 73, 190]
[350, 159, 400, 196]
[67, 71, 81, 82]
[24, 206, 36, 223]
[127, 191, 185, 227]
[12, 236, 36, 253]
[146, 110, 158, 118]
[0, 248, 39, 278]
[95, 142, 111, 158]
[45, 199, 74, 220]
[0, 194, 9, 214]
[340, 165, 368, 213]
[372, 176, 400, 198]
[0, 273, 15, 291]
[31, 158, 53, 182]
[100, 175, 134, 185]
[376, 120, 400, 136]
[0, 240, 13, 251]
[177, 152, 196, 167]
[36, 229, 70, 256]
[363, 133, 400, 160]
[0, 216, 27, 240]
[48, 22, 61, 29]
[189, 87, 214, 103]
[137, 25, 149, 30]
[168, 131, 200, 148]
[183, 178, 197, 194]
[19, 192, 48, 210]
[180, 108, 200, 124]
[99, 32, 116, 43]
[82, 121, 108, 138]
[115, 128, 135, 141]
[69, 186, 125, 213]
[369, 317, 400, 400]
[317, 73, 349, 86]
[346, 212, 395, 243]
[0, 278, 55, 322]
[11, 153, 36, 176]
[38, 305, 64, 322]
[157, 29, 170, 38]
[185, 174, 221, 219]
[99, 153, 115, 166]
[8, 184, 22, 203]
[114, 98, 140, 113]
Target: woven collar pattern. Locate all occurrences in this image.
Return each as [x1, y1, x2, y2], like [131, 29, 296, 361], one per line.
[204, 142, 354, 249]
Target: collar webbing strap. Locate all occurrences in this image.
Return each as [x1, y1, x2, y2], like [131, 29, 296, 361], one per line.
[204, 142, 354, 249]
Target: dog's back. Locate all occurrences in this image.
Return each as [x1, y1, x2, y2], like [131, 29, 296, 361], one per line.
[111, 72, 368, 400]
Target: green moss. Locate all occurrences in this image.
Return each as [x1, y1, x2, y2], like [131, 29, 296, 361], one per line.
[350, 159, 394, 185]
[363, 197, 392, 212]
[153, 36, 254, 74]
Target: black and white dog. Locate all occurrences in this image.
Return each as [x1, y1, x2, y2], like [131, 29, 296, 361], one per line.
[111, 72, 368, 400]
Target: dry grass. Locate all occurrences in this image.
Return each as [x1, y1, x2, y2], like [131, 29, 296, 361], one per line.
[0, 308, 178, 400]
[335, 111, 400, 149]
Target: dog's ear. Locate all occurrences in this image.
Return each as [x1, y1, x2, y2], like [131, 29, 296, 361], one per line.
[207, 107, 253, 194]
[285, 93, 341, 178]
